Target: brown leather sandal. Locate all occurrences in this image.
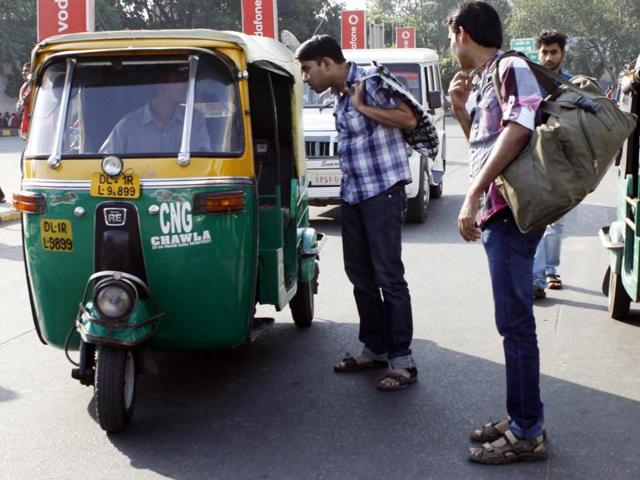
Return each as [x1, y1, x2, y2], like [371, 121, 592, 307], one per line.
[334, 353, 388, 373]
[468, 430, 547, 465]
[470, 419, 510, 443]
[376, 368, 418, 391]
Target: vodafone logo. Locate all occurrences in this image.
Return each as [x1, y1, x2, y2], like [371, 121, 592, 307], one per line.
[54, 0, 69, 33]
[341, 10, 365, 49]
[397, 27, 415, 48]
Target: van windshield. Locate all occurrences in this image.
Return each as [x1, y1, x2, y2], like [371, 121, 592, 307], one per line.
[385, 64, 422, 104]
[301, 63, 422, 108]
[25, 54, 244, 158]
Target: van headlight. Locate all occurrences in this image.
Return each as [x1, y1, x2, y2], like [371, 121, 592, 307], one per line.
[94, 281, 135, 319]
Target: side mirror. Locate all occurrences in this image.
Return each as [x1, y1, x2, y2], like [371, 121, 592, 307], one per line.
[427, 90, 442, 111]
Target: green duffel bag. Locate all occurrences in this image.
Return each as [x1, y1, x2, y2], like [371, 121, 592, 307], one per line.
[491, 51, 637, 233]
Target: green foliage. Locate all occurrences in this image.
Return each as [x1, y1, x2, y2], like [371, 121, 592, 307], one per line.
[439, 55, 459, 92]
[368, 0, 510, 53]
[508, 0, 640, 86]
[0, 0, 36, 98]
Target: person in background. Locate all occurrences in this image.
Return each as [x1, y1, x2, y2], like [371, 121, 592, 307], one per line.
[532, 30, 572, 299]
[16, 62, 32, 139]
[447, 1, 547, 464]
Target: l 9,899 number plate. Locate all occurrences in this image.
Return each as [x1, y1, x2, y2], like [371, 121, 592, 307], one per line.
[90, 172, 140, 199]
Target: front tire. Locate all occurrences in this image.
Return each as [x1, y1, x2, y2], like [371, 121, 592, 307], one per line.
[94, 346, 136, 433]
[608, 270, 631, 320]
[406, 166, 429, 223]
[290, 264, 318, 328]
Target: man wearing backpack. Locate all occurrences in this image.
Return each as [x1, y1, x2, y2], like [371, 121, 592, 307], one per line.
[532, 30, 572, 299]
[447, 1, 547, 464]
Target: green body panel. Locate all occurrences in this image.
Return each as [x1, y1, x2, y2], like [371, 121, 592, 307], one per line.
[24, 185, 258, 350]
[618, 173, 640, 301]
[257, 207, 293, 309]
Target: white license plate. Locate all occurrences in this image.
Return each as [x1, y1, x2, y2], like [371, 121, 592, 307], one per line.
[309, 169, 342, 187]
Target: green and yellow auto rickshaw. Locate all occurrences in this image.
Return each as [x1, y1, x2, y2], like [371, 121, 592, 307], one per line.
[601, 55, 640, 319]
[13, 29, 323, 432]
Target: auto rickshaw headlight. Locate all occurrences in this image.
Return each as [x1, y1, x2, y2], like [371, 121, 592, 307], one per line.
[94, 281, 135, 319]
[102, 156, 123, 177]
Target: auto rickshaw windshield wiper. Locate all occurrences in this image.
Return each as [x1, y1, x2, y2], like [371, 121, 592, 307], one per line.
[178, 54, 199, 167]
[48, 58, 76, 169]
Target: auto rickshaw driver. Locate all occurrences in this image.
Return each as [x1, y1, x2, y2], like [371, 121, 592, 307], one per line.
[100, 67, 210, 154]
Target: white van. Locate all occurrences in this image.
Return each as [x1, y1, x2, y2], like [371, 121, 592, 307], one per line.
[303, 48, 447, 222]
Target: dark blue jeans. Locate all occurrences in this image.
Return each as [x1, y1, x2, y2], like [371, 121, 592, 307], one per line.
[341, 184, 414, 366]
[481, 209, 544, 439]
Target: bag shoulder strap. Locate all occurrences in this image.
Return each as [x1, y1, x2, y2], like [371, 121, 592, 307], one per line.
[490, 50, 576, 105]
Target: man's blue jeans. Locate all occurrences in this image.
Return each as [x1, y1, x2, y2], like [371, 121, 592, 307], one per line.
[341, 184, 415, 369]
[533, 220, 564, 289]
[481, 210, 544, 439]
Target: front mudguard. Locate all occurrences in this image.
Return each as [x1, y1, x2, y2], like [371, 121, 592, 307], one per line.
[600, 221, 625, 274]
[76, 271, 163, 348]
[297, 228, 325, 284]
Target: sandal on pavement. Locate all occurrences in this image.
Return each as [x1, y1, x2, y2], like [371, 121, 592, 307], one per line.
[546, 274, 563, 290]
[334, 353, 388, 373]
[376, 368, 418, 391]
[470, 419, 510, 443]
[468, 430, 547, 465]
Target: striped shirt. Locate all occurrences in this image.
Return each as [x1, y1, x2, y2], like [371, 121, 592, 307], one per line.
[468, 51, 543, 226]
[334, 62, 411, 204]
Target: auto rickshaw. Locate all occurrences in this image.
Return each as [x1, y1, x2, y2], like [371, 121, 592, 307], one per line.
[600, 55, 640, 319]
[13, 29, 324, 433]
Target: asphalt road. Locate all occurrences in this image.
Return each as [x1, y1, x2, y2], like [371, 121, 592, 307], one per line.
[1, 119, 639, 479]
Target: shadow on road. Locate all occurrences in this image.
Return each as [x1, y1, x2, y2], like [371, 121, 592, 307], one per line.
[100, 321, 639, 480]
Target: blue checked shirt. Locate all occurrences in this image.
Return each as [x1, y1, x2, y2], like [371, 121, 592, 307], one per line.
[333, 62, 411, 204]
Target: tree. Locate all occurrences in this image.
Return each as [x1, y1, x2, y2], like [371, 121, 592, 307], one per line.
[0, 0, 36, 97]
[115, 0, 344, 41]
[368, 0, 511, 54]
[508, 0, 640, 87]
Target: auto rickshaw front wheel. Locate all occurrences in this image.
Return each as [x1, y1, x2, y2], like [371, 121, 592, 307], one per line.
[290, 280, 315, 328]
[607, 268, 631, 320]
[94, 346, 137, 433]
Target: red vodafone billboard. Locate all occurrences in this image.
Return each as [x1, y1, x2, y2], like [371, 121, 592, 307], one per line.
[396, 27, 416, 48]
[37, 0, 95, 42]
[241, 0, 278, 39]
[341, 10, 367, 49]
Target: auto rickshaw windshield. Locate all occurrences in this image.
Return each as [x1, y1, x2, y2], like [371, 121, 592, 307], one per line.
[25, 53, 244, 158]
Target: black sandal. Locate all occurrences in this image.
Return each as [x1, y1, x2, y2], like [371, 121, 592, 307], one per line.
[334, 353, 388, 373]
[376, 368, 418, 391]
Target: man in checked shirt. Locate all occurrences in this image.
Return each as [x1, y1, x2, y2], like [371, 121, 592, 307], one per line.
[447, 1, 548, 464]
[295, 35, 419, 391]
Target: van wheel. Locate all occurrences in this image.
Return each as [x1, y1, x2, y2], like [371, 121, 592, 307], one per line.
[430, 180, 444, 199]
[94, 346, 136, 433]
[608, 270, 631, 320]
[406, 168, 429, 223]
